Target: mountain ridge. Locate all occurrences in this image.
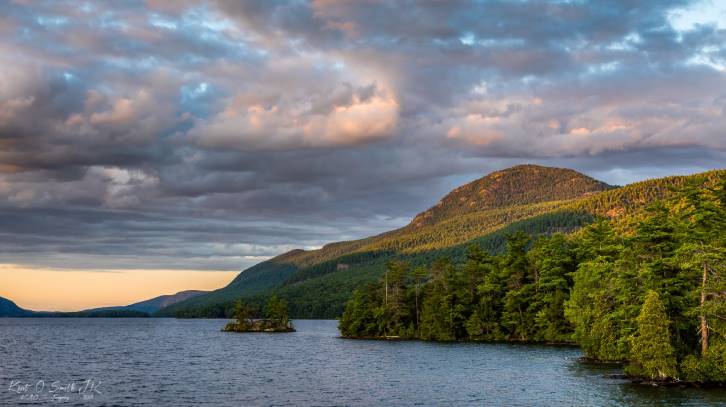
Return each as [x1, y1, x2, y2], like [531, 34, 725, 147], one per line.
[85, 290, 208, 314]
[0, 296, 33, 317]
[409, 164, 611, 228]
[0, 290, 208, 317]
[260, 165, 611, 267]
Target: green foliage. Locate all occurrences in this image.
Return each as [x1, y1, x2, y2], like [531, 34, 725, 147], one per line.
[265, 296, 290, 327]
[681, 342, 726, 383]
[626, 291, 678, 380]
[530, 234, 576, 342]
[340, 174, 726, 383]
[565, 176, 725, 380]
[409, 164, 611, 227]
[339, 284, 381, 337]
[341, 233, 573, 343]
[565, 221, 631, 361]
[233, 299, 252, 329]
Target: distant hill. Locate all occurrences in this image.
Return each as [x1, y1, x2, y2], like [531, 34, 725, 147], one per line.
[410, 164, 611, 228]
[123, 290, 208, 314]
[0, 296, 148, 317]
[83, 290, 208, 314]
[0, 290, 206, 317]
[157, 165, 724, 319]
[0, 296, 33, 317]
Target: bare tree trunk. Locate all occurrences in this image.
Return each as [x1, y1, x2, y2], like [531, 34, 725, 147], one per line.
[518, 305, 525, 341]
[701, 262, 709, 354]
[415, 281, 419, 326]
[385, 271, 388, 305]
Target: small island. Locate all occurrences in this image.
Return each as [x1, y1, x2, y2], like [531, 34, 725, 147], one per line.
[223, 296, 295, 333]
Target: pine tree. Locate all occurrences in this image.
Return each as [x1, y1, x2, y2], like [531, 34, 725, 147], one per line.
[627, 291, 678, 380]
[383, 260, 411, 335]
[671, 179, 726, 356]
[233, 299, 252, 329]
[411, 266, 429, 327]
[340, 287, 379, 337]
[529, 234, 575, 341]
[265, 296, 290, 328]
[501, 232, 536, 340]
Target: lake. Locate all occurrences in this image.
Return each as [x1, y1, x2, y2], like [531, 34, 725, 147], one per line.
[1, 319, 725, 406]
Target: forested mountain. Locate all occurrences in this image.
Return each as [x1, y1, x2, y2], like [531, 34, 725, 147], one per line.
[157, 166, 724, 320]
[409, 164, 611, 228]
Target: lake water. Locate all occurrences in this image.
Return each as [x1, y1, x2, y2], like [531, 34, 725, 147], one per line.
[1, 319, 725, 406]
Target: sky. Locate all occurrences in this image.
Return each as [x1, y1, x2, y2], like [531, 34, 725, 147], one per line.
[1, 0, 725, 311]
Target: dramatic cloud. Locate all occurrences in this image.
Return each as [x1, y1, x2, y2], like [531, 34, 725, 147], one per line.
[189, 82, 399, 150]
[0, 0, 724, 275]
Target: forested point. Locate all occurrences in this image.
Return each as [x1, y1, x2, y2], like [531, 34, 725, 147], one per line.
[339, 178, 726, 384]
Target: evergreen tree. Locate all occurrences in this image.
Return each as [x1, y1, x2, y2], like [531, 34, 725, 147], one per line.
[383, 260, 411, 336]
[411, 266, 429, 327]
[468, 250, 504, 340]
[339, 285, 380, 337]
[626, 291, 678, 380]
[671, 180, 726, 355]
[529, 234, 575, 341]
[419, 259, 459, 340]
[233, 299, 252, 329]
[500, 232, 535, 340]
[265, 296, 290, 328]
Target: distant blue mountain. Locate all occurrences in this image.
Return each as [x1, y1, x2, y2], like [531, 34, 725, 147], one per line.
[0, 290, 207, 317]
[0, 296, 33, 317]
[86, 290, 208, 314]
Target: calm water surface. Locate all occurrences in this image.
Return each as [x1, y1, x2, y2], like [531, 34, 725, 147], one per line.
[1, 318, 725, 406]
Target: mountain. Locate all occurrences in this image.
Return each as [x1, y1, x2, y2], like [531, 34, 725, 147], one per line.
[157, 165, 724, 319]
[0, 296, 148, 317]
[123, 290, 208, 314]
[0, 290, 206, 317]
[0, 296, 33, 317]
[84, 290, 208, 314]
[410, 164, 611, 228]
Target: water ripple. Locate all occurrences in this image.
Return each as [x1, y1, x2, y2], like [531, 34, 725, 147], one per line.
[1, 319, 725, 406]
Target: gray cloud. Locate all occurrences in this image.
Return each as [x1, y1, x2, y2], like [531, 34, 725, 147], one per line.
[0, 0, 723, 271]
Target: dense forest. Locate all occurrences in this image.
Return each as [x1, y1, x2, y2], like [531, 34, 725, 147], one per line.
[339, 179, 725, 383]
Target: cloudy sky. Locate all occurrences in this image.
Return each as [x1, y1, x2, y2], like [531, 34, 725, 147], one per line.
[1, 0, 725, 310]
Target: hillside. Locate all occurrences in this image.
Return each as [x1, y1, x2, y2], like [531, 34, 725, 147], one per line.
[125, 290, 207, 314]
[86, 290, 208, 314]
[0, 289, 205, 317]
[0, 296, 33, 317]
[409, 164, 610, 228]
[157, 165, 724, 319]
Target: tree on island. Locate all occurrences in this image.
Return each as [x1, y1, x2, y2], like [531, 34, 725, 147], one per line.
[224, 296, 294, 333]
[626, 290, 678, 381]
[233, 299, 253, 330]
[265, 296, 290, 328]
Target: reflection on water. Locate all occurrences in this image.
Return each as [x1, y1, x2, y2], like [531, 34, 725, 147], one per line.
[1, 318, 724, 406]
